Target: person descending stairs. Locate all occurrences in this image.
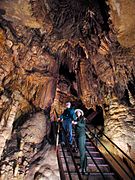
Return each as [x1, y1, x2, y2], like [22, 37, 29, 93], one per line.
[56, 108, 135, 180]
[56, 109, 122, 180]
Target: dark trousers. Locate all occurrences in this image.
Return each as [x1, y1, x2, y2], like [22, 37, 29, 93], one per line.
[77, 135, 87, 170]
[62, 121, 72, 145]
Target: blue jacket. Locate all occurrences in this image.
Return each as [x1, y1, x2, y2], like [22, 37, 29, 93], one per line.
[60, 108, 76, 123]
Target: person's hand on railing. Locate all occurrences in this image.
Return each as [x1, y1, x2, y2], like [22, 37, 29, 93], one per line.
[72, 121, 77, 125]
[58, 118, 63, 122]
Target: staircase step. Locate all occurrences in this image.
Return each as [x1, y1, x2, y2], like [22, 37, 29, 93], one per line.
[93, 157, 103, 160]
[65, 174, 87, 180]
[88, 164, 109, 167]
[59, 149, 100, 154]
[86, 146, 95, 148]
[59, 155, 78, 158]
[59, 148, 102, 155]
[64, 172, 88, 179]
[86, 140, 92, 142]
[88, 151, 99, 153]
[64, 172, 114, 180]
[59, 156, 104, 160]
[64, 171, 115, 176]
[58, 128, 121, 180]
[86, 142, 92, 144]
[88, 174, 115, 180]
[60, 158, 105, 165]
[62, 164, 109, 170]
[89, 172, 115, 176]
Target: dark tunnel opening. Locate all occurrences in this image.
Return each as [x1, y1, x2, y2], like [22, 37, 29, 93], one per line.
[128, 78, 135, 98]
[88, 105, 104, 127]
[59, 63, 76, 82]
[96, 0, 110, 32]
[120, 89, 131, 106]
[59, 63, 78, 97]
[72, 100, 104, 128]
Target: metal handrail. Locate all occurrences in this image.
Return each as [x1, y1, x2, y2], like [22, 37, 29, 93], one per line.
[62, 126, 83, 180]
[86, 126, 133, 179]
[85, 135, 106, 179]
[57, 147, 66, 180]
[55, 109, 72, 180]
[97, 137, 132, 179]
[86, 132, 122, 180]
[96, 127, 135, 165]
[61, 142, 72, 180]
[86, 110, 135, 166]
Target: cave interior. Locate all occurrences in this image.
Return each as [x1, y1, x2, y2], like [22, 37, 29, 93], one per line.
[0, 0, 135, 179]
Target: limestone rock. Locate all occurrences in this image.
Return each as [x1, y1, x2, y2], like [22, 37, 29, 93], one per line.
[107, 0, 135, 47]
[20, 112, 47, 144]
[25, 146, 60, 180]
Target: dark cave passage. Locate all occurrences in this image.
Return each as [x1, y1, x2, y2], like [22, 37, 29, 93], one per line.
[128, 76, 135, 98]
[92, 105, 104, 126]
[59, 62, 78, 97]
[96, 0, 110, 32]
[121, 89, 131, 106]
[85, 105, 104, 127]
[71, 100, 104, 127]
[59, 63, 76, 82]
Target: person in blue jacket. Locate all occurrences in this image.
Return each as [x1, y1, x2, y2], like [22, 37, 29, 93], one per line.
[59, 102, 76, 146]
[73, 109, 87, 174]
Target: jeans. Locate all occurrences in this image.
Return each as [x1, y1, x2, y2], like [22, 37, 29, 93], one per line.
[62, 121, 72, 145]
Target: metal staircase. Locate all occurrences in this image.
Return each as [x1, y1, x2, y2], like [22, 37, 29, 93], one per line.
[57, 127, 122, 180]
[56, 111, 135, 180]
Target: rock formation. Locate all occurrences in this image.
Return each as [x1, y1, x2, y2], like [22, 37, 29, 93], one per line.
[0, 0, 135, 179]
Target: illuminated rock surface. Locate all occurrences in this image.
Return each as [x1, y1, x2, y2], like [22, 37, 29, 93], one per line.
[0, 0, 135, 179]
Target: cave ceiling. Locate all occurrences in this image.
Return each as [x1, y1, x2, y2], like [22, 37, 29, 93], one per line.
[0, 0, 135, 112]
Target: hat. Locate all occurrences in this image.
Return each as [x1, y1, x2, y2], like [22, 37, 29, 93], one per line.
[75, 109, 84, 116]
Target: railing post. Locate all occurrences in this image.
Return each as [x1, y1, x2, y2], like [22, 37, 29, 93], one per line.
[56, 122, 60, 152]
[94, 127, 98, 146]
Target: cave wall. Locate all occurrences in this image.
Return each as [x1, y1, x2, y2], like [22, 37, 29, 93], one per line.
[0, 0, 135, 109]
[107, 0, 135, 47]
[0, 0, 135, 178]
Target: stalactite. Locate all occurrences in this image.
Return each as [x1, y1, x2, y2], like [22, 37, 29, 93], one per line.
[128, 89, 135, 107]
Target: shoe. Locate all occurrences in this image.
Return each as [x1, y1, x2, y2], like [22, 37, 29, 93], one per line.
[84, 167, 88, 172]
[79, 169, 85, 175]
[82, 171, 86, 175]
[72, 148, 78, 153]
[82, 168, 88, 175]
[79, 167, 82, 173]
